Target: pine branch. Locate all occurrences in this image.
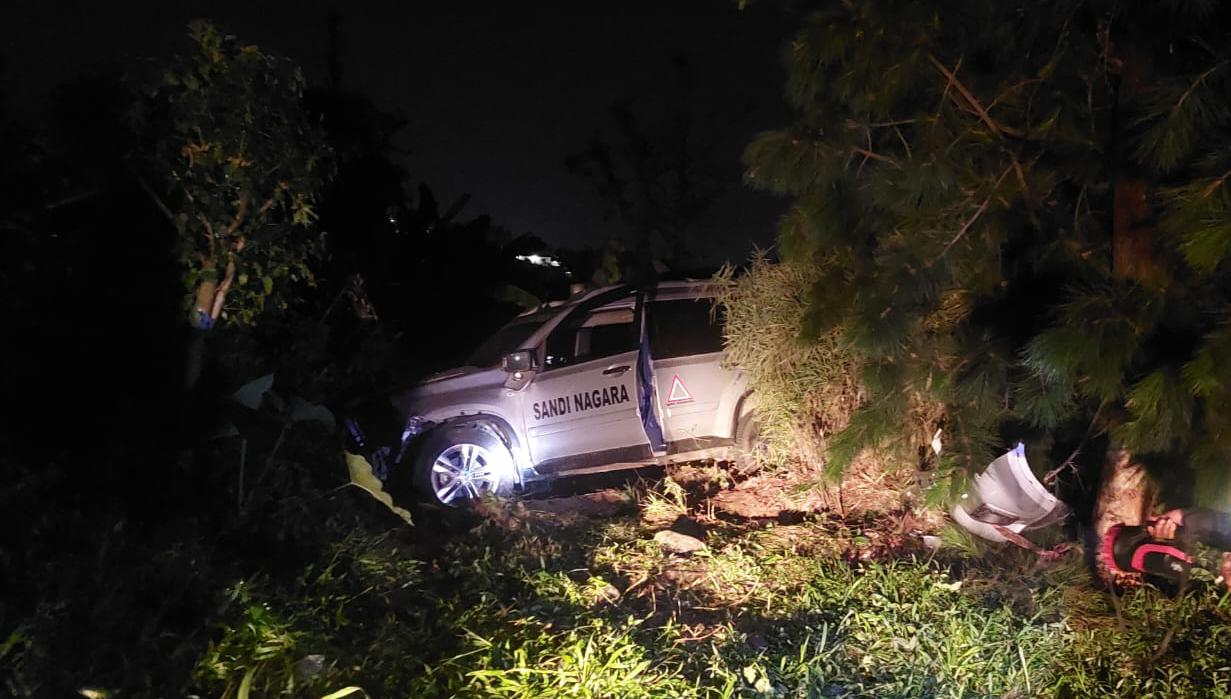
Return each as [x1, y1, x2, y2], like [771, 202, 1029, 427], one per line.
[928, 54, 1025, 139]
[1173, 61, 1227, 119]
[985, 77, 1043, 113]
[934, 165, 1013, 261]
[1200, 170, 1231, 199]
[868, 119, 918, 128]
[935, 55, 963, 121]
[1136, 60, 1229, 171]
[851, 146, 896, 167]
[893, 126, 911, 160]
[1073, 184, 1088, 238]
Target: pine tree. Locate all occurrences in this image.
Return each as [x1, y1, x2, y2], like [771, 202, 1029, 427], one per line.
[746, 0, 1231, 581]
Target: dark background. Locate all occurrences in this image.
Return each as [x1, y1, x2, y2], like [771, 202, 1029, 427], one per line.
[2, 0, 792, 262]
[0, 6, 799, 692]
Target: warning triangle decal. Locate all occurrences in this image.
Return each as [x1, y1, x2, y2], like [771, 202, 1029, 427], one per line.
[667, 375, 693, 405]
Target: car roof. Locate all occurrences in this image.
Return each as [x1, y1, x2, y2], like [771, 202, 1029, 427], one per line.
[516, 279, 718, 318]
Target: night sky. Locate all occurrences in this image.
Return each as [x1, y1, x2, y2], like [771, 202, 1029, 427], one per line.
[2, 0, 794, 264]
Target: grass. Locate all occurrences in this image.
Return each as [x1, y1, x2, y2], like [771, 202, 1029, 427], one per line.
[178, 475, 1231, 698]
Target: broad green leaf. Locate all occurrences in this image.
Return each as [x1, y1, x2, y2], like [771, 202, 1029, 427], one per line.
[319, 687, 365, 699]
[237, 666, 256, 699]
[345, 452, 412, 526]
[232, 373, 274, 409]
[288, 397, 335, 429]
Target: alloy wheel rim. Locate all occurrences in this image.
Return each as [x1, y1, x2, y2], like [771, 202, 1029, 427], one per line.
[430, 443, 500, 504]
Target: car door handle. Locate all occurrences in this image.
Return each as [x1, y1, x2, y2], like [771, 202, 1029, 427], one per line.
[602, 364, 631, 376]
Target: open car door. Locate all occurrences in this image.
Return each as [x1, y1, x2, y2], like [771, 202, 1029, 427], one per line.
[522, 287, 655, 472]
[635, 287, 667, 456]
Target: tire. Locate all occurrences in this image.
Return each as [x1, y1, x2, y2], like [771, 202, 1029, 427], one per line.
[734, 412, 767, 464]
[408, 424, 516, 506]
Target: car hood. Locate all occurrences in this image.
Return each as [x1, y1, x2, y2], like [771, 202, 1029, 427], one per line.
[392, 364, 507, 416]
[421, 365, 486, 384]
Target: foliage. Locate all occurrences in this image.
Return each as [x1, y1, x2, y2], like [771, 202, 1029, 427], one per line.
[1056, 570, 1231, 698]
[0, 19, 577, 697]
[15, 9, 1231, 699]
[183, 480, 1231, 698]
[566, 65, 725, 279]
[145, 20, 331, 328]
[194, 532, 425, 699]
[0, 395, 364, 696]
[310, 84, 569, 373]
[714, 253, 861, 471]
[741, 0, 1231, 493]
[8, 435, 1231, 698]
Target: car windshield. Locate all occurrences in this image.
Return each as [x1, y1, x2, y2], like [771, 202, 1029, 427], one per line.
[466, 319, 545, 367]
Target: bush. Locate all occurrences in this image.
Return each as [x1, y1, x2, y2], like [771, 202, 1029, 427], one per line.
[192, 531, 427, 698]
[714, 254, 861, 473]
[1054, 563, 1231, 699]
[182, 494, 1231, 699]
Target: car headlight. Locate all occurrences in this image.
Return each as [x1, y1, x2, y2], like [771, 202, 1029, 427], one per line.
[393, 415, 429, 463]
[401, 415, 428, 440]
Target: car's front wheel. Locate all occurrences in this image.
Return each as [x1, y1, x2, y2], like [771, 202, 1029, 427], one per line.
[411, 425, 516, 506]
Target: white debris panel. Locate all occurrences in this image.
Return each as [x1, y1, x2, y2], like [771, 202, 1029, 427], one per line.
[953, 443, 1069, 543]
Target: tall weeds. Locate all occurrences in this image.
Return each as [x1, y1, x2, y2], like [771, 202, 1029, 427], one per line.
[713, 254, 861, 476]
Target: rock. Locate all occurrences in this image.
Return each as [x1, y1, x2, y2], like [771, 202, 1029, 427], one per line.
[668, 515, 709, 539]
[523, 489, 632, 518]
[745, 632, 769, 651]
[593, 582, 621, 604]
[654, 529, 706, 554]
[293, 654, 326, 681]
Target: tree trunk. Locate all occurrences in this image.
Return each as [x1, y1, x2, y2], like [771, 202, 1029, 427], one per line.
[1096, 179, 1158, 576]
[1107, 31, 1163, 287]
[1092, 445, 1154, 585]
[1111, 179, 1162, 287]
[1090, 32, 1160, 584]
[1095, 175, 1158, 583]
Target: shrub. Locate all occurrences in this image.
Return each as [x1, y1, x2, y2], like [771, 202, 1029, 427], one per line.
[714, 253, 861, 473]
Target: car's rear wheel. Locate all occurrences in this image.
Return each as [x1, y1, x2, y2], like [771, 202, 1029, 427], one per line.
[735, 412, 767, 464]
[412, 425, 515, 506]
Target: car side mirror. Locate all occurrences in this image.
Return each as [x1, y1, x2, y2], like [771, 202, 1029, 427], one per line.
[501, 349, 536, 373]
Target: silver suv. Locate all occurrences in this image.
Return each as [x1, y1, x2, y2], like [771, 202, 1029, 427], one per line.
[348, 281, 755, 506]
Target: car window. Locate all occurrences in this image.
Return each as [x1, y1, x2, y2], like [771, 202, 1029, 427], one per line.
[544, 307, 636, 368]
[648, 298, 724, 359]
[466, 319, 545, 367]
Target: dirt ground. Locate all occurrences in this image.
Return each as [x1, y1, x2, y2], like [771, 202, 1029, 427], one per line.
[520, 458, 938, 527]
[482, 459, 951, 641]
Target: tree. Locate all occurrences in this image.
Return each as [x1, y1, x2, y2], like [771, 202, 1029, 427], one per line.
[142, 21, 331, 335]
[745, 0, 1231, 582]
[567, 57, 724, 282]
[306, 84, 568, 379]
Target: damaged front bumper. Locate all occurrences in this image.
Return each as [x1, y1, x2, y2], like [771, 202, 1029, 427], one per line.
[953, 443, 1069, 543]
